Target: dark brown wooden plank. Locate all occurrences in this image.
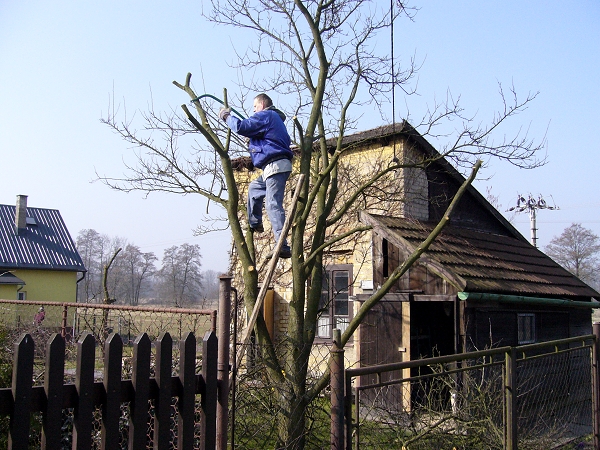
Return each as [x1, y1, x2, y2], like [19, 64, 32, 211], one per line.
[201, 330, 218, 450]
[72, 332, 96, 450]
[154, 332, 172, 450]
[42, 333, 65, 450]
[178, 332, 196, 450]
[101, 333, 123, 450]
[129, 333, 151, 450]
[9, 334, 34, 450]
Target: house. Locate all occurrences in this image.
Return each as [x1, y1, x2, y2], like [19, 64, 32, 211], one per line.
[0, 195, 86, 303]
[232, 122, 599, 373]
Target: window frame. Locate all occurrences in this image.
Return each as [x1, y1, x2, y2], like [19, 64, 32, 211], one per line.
[517, 313, 536, 345]
[315, 264, 354, 342]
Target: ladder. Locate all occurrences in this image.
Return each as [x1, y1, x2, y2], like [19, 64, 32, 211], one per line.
[232, 174, 305, 378]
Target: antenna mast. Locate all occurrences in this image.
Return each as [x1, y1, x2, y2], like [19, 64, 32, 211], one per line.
[508, 194, 559, 247]
[390, 0, 399, 163]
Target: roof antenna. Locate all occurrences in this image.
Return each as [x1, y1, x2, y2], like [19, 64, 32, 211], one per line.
[390, 0, 400, 165]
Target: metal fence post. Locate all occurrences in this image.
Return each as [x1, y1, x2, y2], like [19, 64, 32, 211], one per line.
[331, 329, 345, 449]
[505, 348, 517, 450]
[592, 322, 600, 449]
[217, 275, 232, 450]
[61, 305, 68, 338]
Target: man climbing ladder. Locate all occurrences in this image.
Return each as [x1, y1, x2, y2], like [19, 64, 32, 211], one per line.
[219, 93, 294, 259]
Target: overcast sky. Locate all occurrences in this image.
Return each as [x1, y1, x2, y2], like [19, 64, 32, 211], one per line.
[1, 1, 599, 273]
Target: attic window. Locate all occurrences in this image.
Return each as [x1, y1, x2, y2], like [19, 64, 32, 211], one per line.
[26, 217, 37, 226]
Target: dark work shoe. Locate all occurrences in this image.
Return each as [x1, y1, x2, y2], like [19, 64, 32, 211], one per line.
[250, 224, 264, 233]
[266, 247, 292, 259]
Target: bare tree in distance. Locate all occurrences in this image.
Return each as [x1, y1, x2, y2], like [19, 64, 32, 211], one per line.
[201, 269, 221, 305]
[121, 244, 158, 305]
[545, 223, 600, 288]
[76, 230, 158, 304]
[99, 1, 547, 447]
[157, 243, 203, 307]
[76, 230, 126, 302]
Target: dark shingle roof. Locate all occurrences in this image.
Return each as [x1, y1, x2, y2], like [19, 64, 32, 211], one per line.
[362, 213, 599, 300]
[0, 204, 86, 272]
[0, 272, 25, 285]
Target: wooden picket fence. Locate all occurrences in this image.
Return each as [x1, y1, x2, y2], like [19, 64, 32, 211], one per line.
[0, 330, 218, 450]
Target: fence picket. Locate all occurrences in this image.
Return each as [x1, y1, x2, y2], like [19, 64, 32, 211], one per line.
[42, 333, 65, 449]
[72, 333, 96, 450]
[202, 331, 218, 450]
[9, 334, 34, 450]
[101, 333, 123, 450]
[0, 326, 223, 449]
[130, 333, 151, 450]
[178, 332, 196, 450]
[154, 332, 173, 450]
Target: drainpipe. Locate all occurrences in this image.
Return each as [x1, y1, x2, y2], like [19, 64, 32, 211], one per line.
[76, 272, 86, 303]
[458, 292, 600, 309]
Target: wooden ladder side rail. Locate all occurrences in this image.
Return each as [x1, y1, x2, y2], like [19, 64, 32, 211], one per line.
[233, 174, 305, 378]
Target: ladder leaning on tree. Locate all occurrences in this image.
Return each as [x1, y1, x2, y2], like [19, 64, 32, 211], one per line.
[232, 174, 305, 382]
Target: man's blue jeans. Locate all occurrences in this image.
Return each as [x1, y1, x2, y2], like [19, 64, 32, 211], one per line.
[247, 172, 291, 251]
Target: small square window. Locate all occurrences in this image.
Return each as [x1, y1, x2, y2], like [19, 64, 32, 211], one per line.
[518, 313, 536, 344]
[17, 291, 26, 300]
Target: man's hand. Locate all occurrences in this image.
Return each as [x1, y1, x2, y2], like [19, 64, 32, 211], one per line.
[219, 108, 231, 121]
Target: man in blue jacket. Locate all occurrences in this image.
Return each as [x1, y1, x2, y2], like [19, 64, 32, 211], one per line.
[220, 93, 293, 259]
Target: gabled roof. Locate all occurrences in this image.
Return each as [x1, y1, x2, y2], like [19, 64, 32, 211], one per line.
[361, 213, 599, 301]
[0, 204, 86, 272]
[334, 122, 528, 243]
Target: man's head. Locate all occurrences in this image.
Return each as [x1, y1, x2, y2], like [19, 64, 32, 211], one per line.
[253, 93, 273, 113]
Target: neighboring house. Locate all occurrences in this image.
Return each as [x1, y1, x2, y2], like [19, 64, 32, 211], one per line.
[232, 122, 599, 373]
[0, 195, 86, 303]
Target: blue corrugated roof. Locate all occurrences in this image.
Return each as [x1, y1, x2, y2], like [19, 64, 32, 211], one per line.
[0, 204, 86, 272]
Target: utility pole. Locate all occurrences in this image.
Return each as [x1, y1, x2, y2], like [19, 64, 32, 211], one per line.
[508, 194, 558, 248]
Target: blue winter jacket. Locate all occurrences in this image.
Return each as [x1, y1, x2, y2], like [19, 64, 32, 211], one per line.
[226, 107, 293, 170]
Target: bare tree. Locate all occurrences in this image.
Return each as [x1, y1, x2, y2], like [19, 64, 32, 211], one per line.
[200, 269, 221, 305]
[157, 244, 203, 307]
[76, 230, 158, 304]
[76, 229, 120, 302]
[545, 223, 600, 287]
[120, 244, 158, 305]
[100, 1, 545, 447]
[76, 228, 104, 302]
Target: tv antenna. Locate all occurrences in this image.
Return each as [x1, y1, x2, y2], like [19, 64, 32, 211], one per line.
[508, 194, 559, 248]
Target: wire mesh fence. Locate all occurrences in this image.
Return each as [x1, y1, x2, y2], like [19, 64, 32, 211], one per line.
[0, 299, 216, 449]
[344, 338, 595, 450]
[230, 339, 336, 449]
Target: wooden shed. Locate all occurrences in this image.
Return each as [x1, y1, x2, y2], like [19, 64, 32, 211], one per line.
[358, 212, 599, 367]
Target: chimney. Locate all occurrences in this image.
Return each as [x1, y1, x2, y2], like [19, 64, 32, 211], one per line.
[15, 195, 28, 235]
